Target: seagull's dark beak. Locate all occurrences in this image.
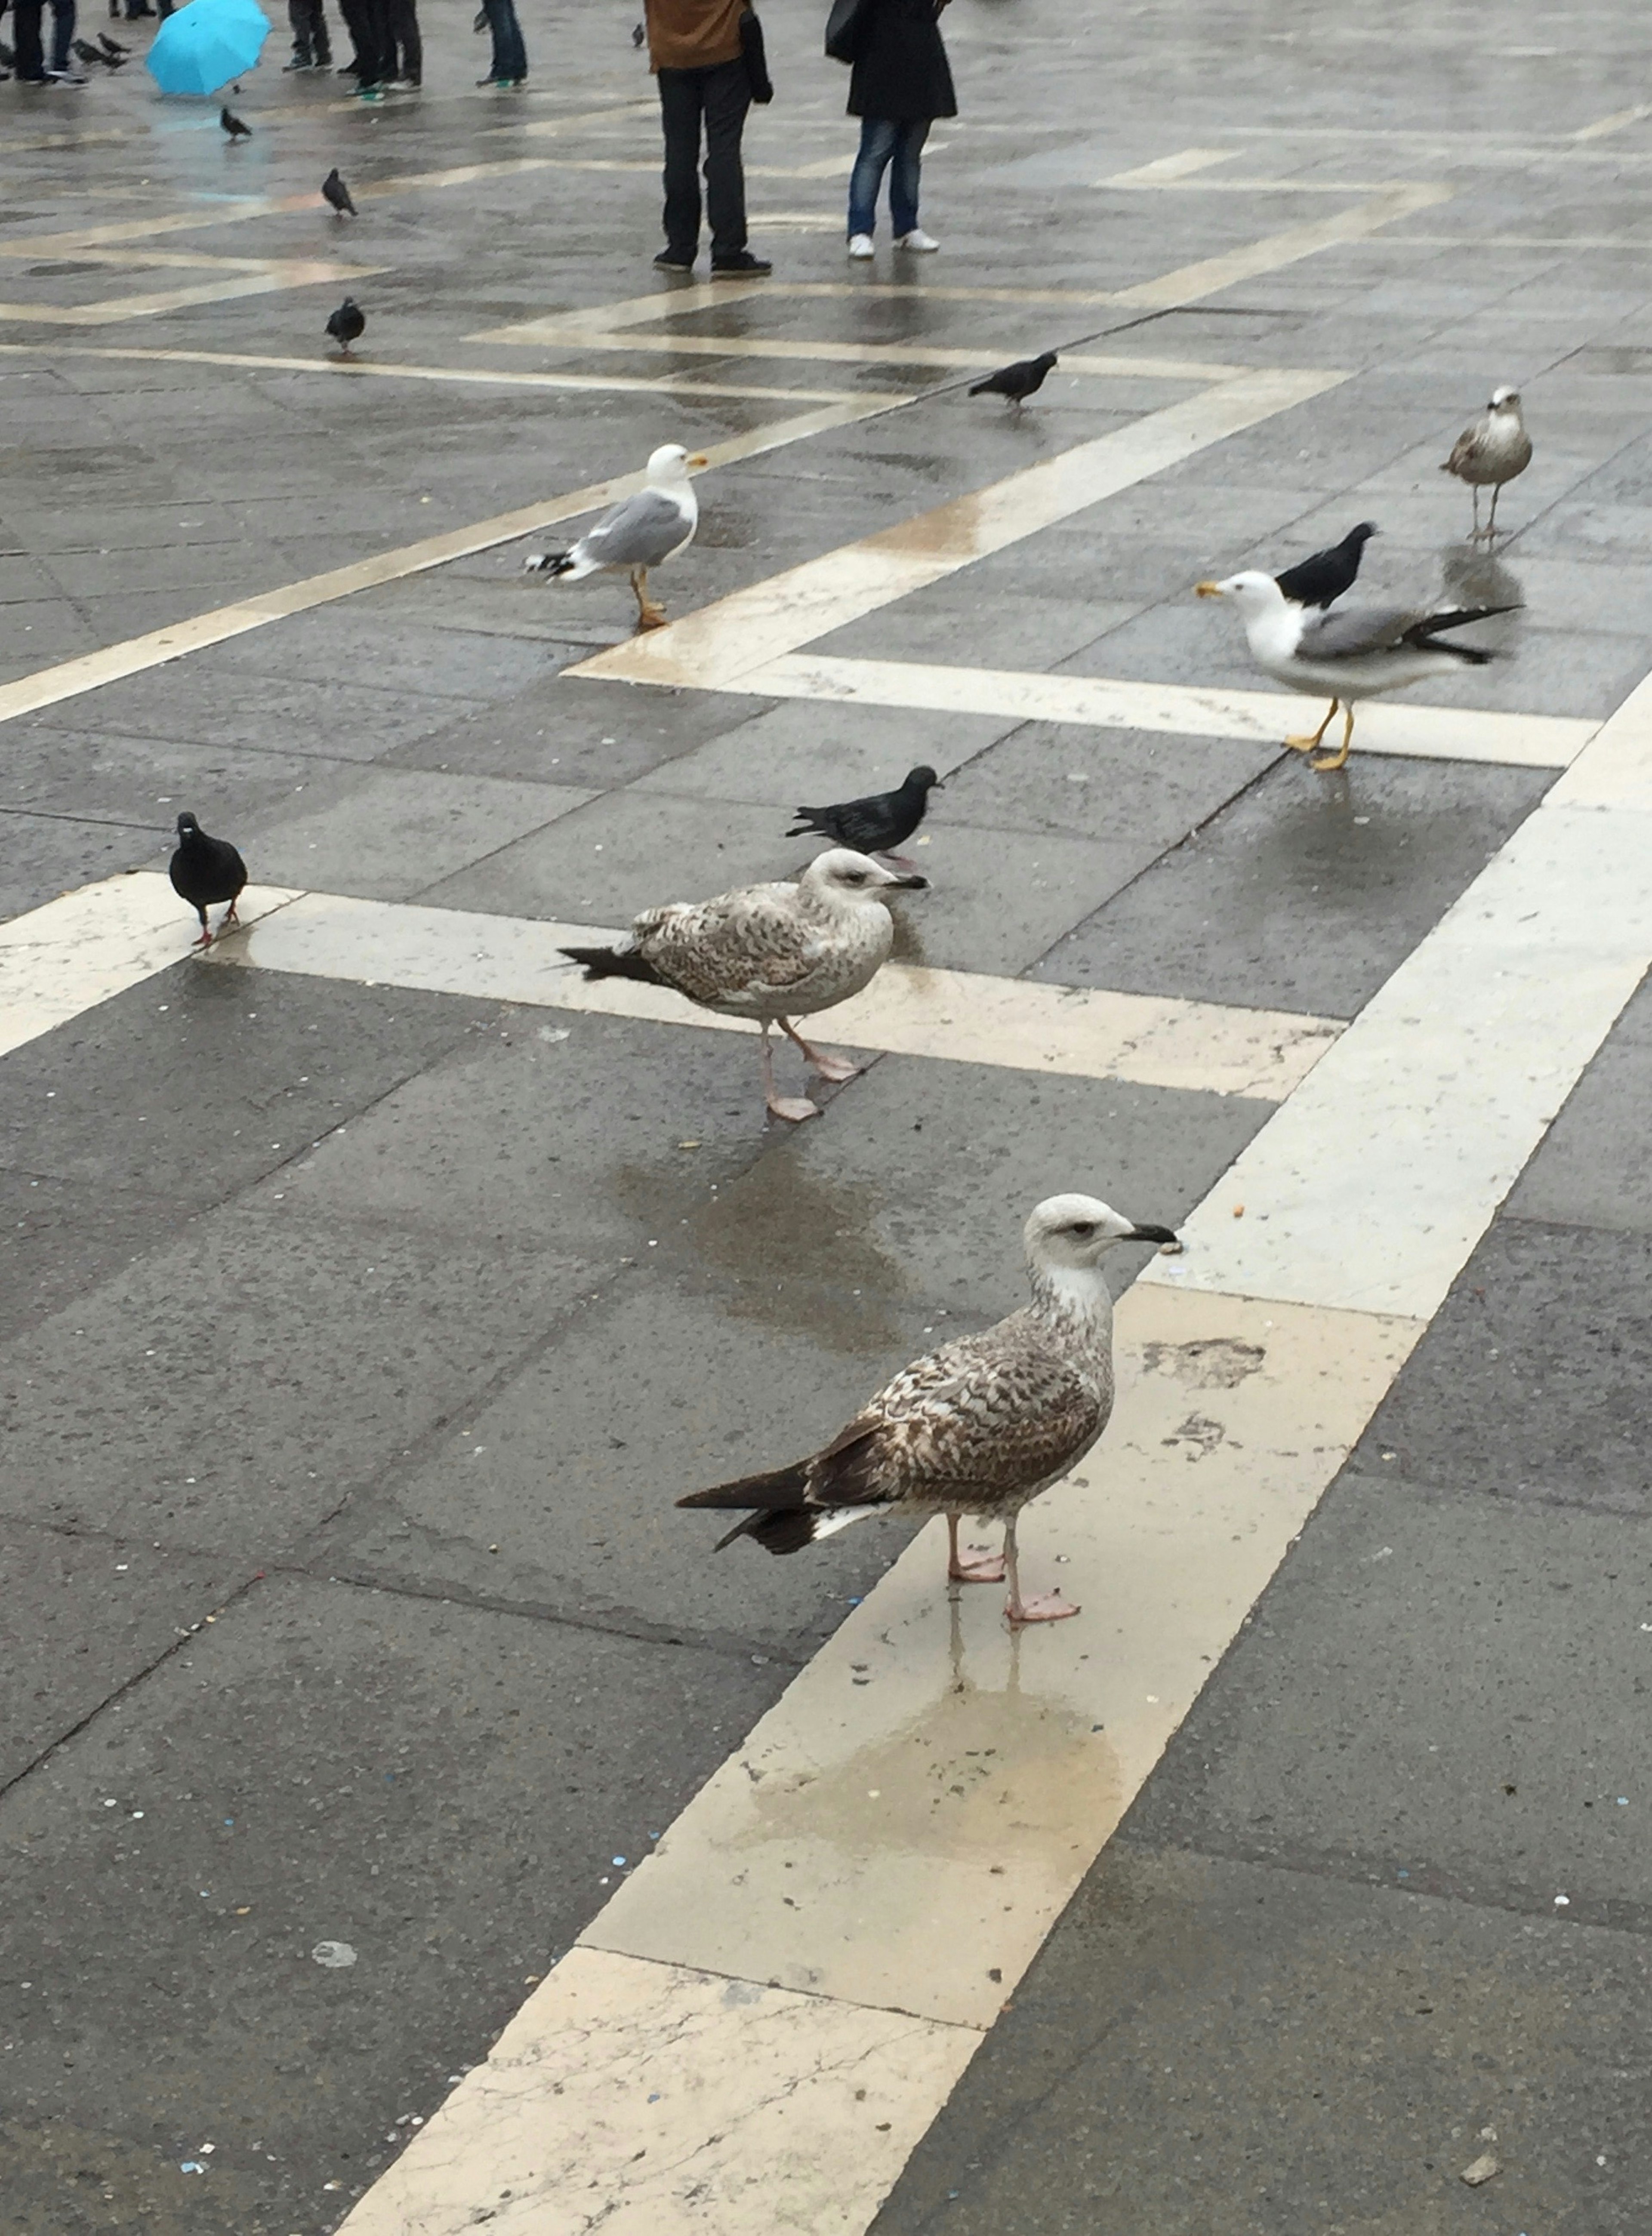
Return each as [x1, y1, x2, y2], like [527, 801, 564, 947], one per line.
[1195, 581, 1224, 599]
[1126, 1223, 1178, 1245]
[686, 452, 710, 469]
[888, 872, 930, 890]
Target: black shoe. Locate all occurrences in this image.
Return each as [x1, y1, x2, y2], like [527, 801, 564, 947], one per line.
[711, 251, 771, 278]
[653, 247, 695, 271]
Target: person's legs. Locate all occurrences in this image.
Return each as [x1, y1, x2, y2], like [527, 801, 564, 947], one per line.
[46, 0, 73, 70]
[306, 0, 331, 65]
[700, 56, 752, 262]
[847, 117, 899, 238]
[334, 0, 365, 72]
[355, 0, 388, 84]
[13, 0, 45, 76]
[385, 0, 418, 80]
[657, 66, 704, 259]
[888, 118, 931, 238]
[481, 0, 525, 80]
[286, 0, 311, 63]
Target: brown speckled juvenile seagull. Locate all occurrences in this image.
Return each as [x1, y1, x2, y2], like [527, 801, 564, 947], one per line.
[678, 1194, 1177, 1624]
[560, 848, 927, 1122]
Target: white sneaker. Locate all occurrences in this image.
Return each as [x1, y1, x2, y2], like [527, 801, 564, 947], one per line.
[894, 228, 939, 253]
[847, 233, 875, 260]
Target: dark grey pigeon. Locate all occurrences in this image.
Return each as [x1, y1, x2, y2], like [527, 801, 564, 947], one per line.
[631, 20, 645, 42]
[169, 813, 247, 947]
[1273, 521, 1378, 612]
[968, 350, 1058, 407]
[322, 168, 358, 217]
[220, 105, 252, 138]
[325, 296, 366, 355]
[787, 766, 940, 865]
[98, 31, 129, 54]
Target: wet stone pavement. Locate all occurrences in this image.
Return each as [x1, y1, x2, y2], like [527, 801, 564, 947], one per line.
[5, 0, 1652, 2228]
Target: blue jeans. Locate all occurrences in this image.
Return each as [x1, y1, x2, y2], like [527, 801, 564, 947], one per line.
[847, 117, 930, 239]
[482, 0, 525, 80]
[47, 0, 73, 69]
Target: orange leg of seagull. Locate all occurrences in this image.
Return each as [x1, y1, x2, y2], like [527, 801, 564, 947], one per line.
[761, 1021, 819, 1124]
[1284, 699, 1339, 753]
[1003, 1511, 1079, 1625]
[782, 1017, 860, 1084]
[631, 566, 668, 632]
[1312, 702, 1357, 773]
[947, 1513, 1006, 1583]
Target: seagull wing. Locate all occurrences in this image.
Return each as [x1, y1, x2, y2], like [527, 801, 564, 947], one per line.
[633, 886, 823, 1002]
[574, 488, 693, 570]
[1295, 604, 1432, 661]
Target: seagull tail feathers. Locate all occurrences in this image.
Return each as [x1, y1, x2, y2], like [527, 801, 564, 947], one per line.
[524, 549, 584, 578]
[678, 1461, 815, 1554]
[1410, 602, 1522, 663]
[558, 943, 666, 986]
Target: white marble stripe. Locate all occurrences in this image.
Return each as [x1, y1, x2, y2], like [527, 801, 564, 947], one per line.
[1108, 183, 1453, 309]
[1101, 147, 1238, 185]
[570, 370, 1348, 693]
[741, 653, 1594, 768]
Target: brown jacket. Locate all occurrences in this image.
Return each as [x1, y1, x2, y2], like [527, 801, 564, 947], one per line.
[645, 0, 745, 71]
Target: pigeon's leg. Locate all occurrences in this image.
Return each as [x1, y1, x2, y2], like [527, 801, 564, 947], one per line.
[947, 1512, 1007, 1584]
[1003, 1512, 1079, 1625]
[1312, 703, 1357, 774]
[631, 567, 668, 632]
[1283, 699, 1338, 753]
[192, 907, 213, 949]
[761, 1021, 819, 1124]
[780, 1017, 860, 1084]
[222, 897, 240, 927]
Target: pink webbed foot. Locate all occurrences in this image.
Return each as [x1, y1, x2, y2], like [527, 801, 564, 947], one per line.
[766, 1094, 820, 1124]
[1007, 1589, 1081, 1625]
[949, 1546, 1007, 1583]
[807, 1050, 860, 1084]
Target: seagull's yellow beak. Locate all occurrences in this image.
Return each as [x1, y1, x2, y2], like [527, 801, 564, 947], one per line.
[687, 453, 710, 469]
[1195, 581, 1224, 599]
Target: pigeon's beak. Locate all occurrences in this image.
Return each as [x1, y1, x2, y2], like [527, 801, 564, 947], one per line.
[1195, 581, 1224, 599]
[1126, 1223, 1178, 1246]
[686, 453, 710, 470]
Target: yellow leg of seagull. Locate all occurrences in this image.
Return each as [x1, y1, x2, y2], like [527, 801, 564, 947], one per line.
[632, 565, 668, 632]
[1312, 702, 1356, 773]
[1284, 699, 1339, 752]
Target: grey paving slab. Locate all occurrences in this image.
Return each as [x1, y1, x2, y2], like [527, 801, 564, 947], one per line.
[0, 967, 495, 1207]
[1510, 971, 1652, 1231]
[0, 810, 169, 921]
[1034, 756, 1556, 1018]
[0, 1574, 779, 2236]
[631, 700, 1015, 805]
[935, 720, 1276, 847]
[0, 1169, 192, 1350]
[28, 671, 492, 764]
[0, 728, 339, 831]
[1353, 1215, 1652, 1516]
[0, 1522, 250, 1789]
[812, 589, 1139, 669]
[200, 615, 575, 704]
[232, 768, 597, 901]
[872, 1845, 1652, 2236]
[379, 675, 776, 788]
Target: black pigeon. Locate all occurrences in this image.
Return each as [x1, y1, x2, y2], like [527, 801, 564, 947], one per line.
[1273, 521, 1378, 612]
[968, 350, 1058, 407]
[0, 38, 16, 63]
[325, 296, 365, 354]
[169, 813, 247, 947]
[321, 168, 358, 217]
[631, 20, 645, 43]
[787, 765, 940, 863]
[220, 105, 252, 139]
[74, 35, 122, 62]
[98, 30, 129, 53]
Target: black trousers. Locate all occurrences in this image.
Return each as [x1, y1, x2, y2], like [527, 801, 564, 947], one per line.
[334, 0, 367, 68]
[11, 0, 44, 76]
[657, 58, 751, 261]
[351, 0, 388, 80]
[287, 0, 330, 60]
[384, 0, 418, 77]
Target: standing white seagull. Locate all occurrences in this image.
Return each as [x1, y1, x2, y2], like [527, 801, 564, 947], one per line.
[525, 442, 708, 630]
[678, 1194, 1178, 1626]
[1197, 571, 1517, 771]
[559, 849, 927, 1122]
[1442, 385, 1532, 542]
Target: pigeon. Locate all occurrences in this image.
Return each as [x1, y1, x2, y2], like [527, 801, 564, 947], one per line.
[631, 20, 645, 43]
[321, 168, 358, 217]
[526, 443, 706, 630]
[678, 1194, 1179, 1623]
[74, 35, 123, 63]
[560, 850, 926, 1123]
[968, 350, 1058, 407]
[1442, 385, 1532, 542]
[97, 30, 129, 53]
[325, 296, 366, 355]
[0, 38, 18, 63]
[169, 813, 248, 947]
[1272, 521, 1377, 613]
[787, 765, 940, 866]
[220, 106, 252, 139]
[1197, 572, 1518, 771]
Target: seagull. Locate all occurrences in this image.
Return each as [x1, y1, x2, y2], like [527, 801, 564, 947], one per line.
[1197, 571, 1518, 771]
[325, 296, 365, 356]
[220, 105, 252, 139]
[321, 168, 358, 217]
[1273, 521, 1377, 612]
[559, 848, 927, 1123]
[968, 350, 1058, 407]
[524, 442, 707, 631]
[1442, 385, 1532, 541]
[787, 766, 940, 866]
[169, 813, 247, 947]
[678, 1193, 1178, 1624]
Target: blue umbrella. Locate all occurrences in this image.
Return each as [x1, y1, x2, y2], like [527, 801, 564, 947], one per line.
[146, 0, 271, 96]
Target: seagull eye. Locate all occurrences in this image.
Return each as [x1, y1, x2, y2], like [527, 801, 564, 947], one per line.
[1068, 1222, 1096, 1239]
[843, 871, 866, 884]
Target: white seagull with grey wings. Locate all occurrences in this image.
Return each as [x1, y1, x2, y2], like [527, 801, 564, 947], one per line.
[559, 848, 927, 1122]
[679, 1194, 1178, 1624]
[525, 441, 707, 630]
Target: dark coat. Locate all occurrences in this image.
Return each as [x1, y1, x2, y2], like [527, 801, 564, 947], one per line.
[848, 0, 955, 120]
